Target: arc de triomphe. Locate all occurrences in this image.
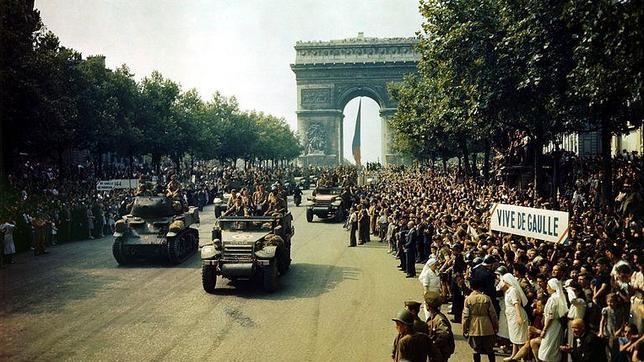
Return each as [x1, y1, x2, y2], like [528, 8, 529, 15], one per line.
[291, 34, 419, 166]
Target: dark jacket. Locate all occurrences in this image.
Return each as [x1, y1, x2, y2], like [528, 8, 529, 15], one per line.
[570, 331, 607, 362]
[471, 266, 496, 302]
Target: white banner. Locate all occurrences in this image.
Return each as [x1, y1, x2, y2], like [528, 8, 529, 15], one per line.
[489, 203, 569, 244]
[96, 180, 115, 191]
[112, 179, 139, 189]
[97, 179, 139, 190]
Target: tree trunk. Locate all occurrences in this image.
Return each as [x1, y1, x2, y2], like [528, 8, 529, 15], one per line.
[471, 151, 478, 177]
[173, 156, 181, 173]
[600, 120, 613, 206]
[533, 137, 545, 199]
[460, 139, 470, 177]
[129, 154, 134, 178]
[483, 141, 491, 182]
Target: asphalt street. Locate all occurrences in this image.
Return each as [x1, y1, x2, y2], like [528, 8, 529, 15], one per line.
[0, 193, 472, 361]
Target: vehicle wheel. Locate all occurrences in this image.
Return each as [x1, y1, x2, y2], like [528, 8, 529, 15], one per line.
[263, 260, 278, 292]
[112, 240, 129, 265]
[334, 209, 344, 223]
[277, 247, 289, 275]
[306, 209, 313, 223]
[214, 208, 221, 218]
[202, 264, 217, 293]
[167, 236, 184, 264]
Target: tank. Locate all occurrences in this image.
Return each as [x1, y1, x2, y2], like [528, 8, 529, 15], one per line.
[112, 196, 200, 265]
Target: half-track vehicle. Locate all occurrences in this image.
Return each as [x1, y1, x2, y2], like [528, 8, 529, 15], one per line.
[112, 196, 200, 265]
[306, 187, 344, 222]
[200, 213, 294, 293]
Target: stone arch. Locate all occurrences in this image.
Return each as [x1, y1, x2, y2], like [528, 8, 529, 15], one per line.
[336, 86, 385, 111]
[291, 35, 418, 165]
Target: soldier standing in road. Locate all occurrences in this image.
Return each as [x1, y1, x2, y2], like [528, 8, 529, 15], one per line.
[405, 301, 430, 335]
[462, 278, 498, 362]
[424, 292, 454, 362]
[391, 309, 435, 362]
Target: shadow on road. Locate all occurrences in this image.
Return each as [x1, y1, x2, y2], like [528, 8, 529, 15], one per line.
[113, 253, 201, 269]
[0, 269, 119, 315]
[208, 262, 360, 301]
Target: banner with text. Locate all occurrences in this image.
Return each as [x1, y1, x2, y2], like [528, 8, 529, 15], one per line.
[96, 179, 139, 191]
[490, 203, 569, 244]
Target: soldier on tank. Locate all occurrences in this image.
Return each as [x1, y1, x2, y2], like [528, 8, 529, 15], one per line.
[135, 176, 152, 196]
[166, 174, 181, 199]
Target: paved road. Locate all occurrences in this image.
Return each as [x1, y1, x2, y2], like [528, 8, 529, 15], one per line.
[1, 194, 473, 361]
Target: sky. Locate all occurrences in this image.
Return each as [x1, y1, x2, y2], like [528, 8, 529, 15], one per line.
[35, 0, 423, 163]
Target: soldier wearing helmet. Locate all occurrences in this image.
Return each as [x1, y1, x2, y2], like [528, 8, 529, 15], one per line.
[391, 309, 438, 362]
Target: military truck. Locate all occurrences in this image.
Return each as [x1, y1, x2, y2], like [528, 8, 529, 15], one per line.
[200, 213, 293, 293]
[305, 187, 344, 222]
[112, 196, 200, 265]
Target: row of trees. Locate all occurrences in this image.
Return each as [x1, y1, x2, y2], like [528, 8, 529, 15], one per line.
[0, 1, 301, 179]
[389, 0, 642, 201]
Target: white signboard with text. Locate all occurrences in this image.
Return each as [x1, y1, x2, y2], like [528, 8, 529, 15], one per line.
[96, 179, 139, 191]
[489, 203, 569, 244]
[96, 180, 115, 191]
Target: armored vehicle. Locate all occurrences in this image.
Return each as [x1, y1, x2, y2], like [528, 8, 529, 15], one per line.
[200, 213, 293, 293]
[112, 196, 200, 265]
[306, 187, 344, 222]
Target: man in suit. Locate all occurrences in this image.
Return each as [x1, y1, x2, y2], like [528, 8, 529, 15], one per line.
[560, 319, 607, 362]
[404, 221, 418, 278]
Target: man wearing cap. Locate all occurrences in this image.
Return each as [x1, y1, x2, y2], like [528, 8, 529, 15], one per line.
[391, 309, 437, 362]
[424, 292, 453, 362]
[405, 301, 430, 335]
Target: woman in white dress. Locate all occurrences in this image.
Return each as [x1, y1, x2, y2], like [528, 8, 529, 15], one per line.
[495, 269, 510, 354]
[538, 278, 568, 362]
[419, 256, 441, 294]
[501, 273, 529, 361]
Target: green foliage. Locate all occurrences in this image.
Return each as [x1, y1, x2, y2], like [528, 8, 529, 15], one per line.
[0, 1, 302, 175]
[390, 0, 641, 189]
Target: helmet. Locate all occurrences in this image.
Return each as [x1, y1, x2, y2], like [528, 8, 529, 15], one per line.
[424, 292, 443, 308]
[392, 309, 415, 326]
[495, 265, 508, 275]
[472, 257, 483, 266]
[483, 255, 497, 266]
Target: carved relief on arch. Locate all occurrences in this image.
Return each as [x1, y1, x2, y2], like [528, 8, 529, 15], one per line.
[301, 88, 333, 107]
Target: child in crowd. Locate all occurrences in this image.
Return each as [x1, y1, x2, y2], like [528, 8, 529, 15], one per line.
[599, 293, 623, 339]
[615, 323, 640, 362]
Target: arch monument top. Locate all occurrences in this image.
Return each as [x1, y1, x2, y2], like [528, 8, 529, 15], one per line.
[291, 33, 419, 166]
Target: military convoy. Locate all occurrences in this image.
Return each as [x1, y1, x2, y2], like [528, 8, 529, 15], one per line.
[200, 213, 293, 293]
[112, 196, 200, 265]
[305, 187, 344, 222]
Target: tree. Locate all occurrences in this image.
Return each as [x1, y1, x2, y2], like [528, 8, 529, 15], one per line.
[0, 0, 41, 179]
[565, 0, 643, 204]
[139, 71, 181, 171]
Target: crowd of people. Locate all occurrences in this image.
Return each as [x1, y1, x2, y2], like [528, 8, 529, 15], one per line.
[2, 148, 642, 362]
[0, 157, 319, 267]
[338, 153, 642, 361]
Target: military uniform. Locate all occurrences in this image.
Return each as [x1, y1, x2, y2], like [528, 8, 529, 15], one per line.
[462, 290, 498, 355]
[426, 312, 451, 362]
